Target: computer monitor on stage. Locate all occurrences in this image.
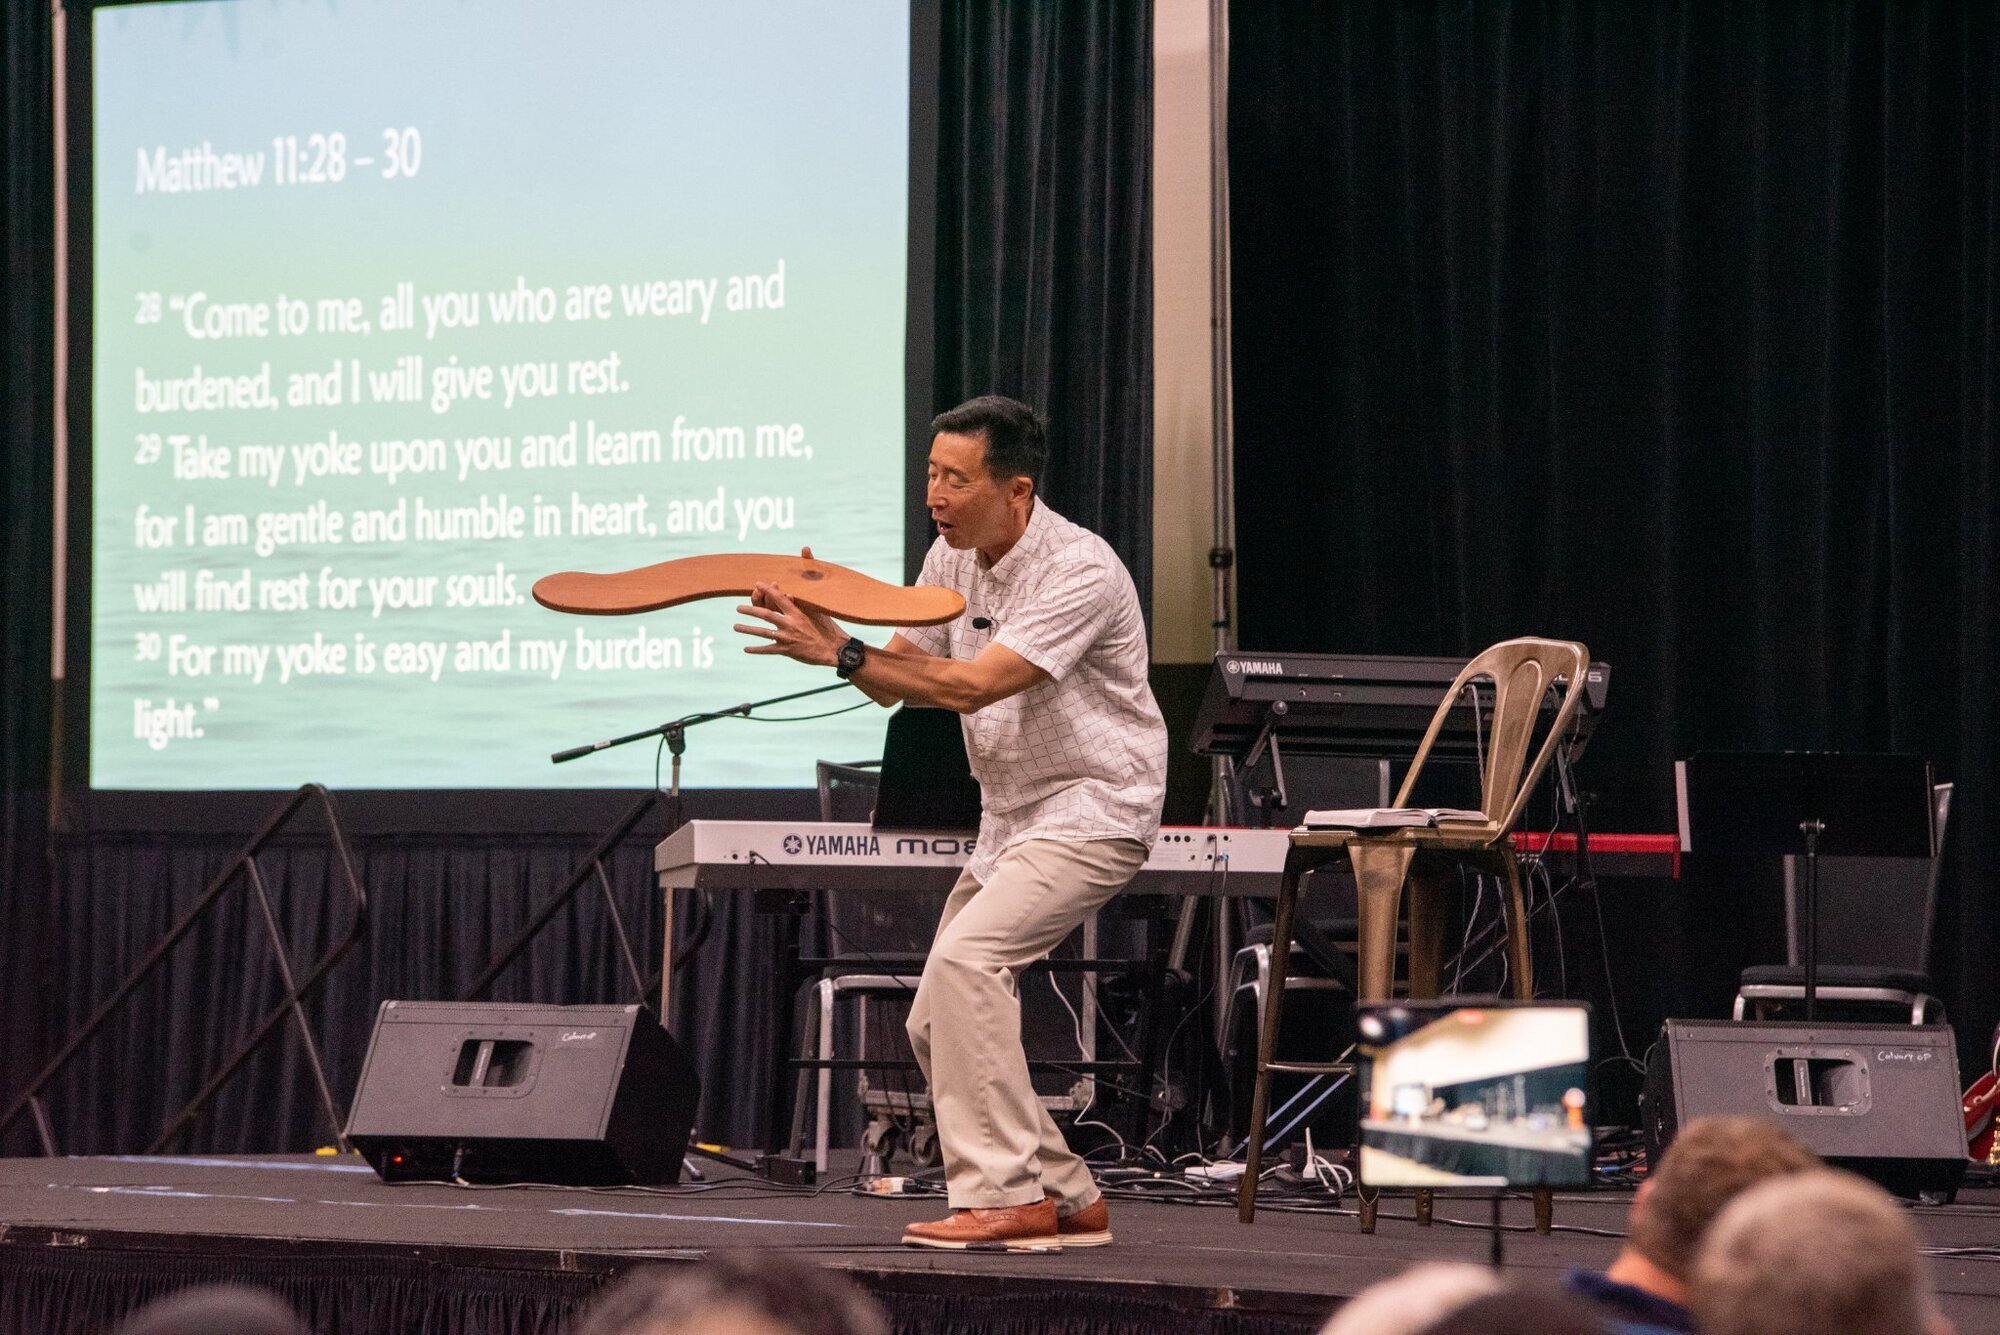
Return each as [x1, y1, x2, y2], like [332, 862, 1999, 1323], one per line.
[1354, 1001, 1594, 1190]
[872, 706, 981, 831]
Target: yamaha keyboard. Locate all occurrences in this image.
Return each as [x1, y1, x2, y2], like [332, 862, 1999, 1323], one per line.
[650, 820, 1678, 1121]
[648, 823, 1295, 1080]
[656, 821, 1293, 898]
[1193, 651, 1611, 760]
[653, 821, 1679, 896]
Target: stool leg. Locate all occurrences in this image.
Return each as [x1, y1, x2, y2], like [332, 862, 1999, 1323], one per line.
[1500, 854, 1534, 1000]
[1406, 865, 1448, 999]
[1350, 843, 1416, 1002]
[1238, 859, 1304, 1223]
[1348, 842, 1413, 1232]
[815, 979, 836, 1173]
[1407, 864, 1445, 1232]
[788, 981, 823, 1159]
[1503, 854, 1554, 1233]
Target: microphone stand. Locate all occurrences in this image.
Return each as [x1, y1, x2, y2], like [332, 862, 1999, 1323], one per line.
[548, 679, 855, 1185]
[1800, 816, 1825, 1021]
[552, 681, 855, 825]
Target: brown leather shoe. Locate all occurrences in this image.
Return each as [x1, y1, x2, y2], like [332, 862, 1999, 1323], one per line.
[902, 1198, 1062, 1252]
[1053, 1195, 1112, 1247]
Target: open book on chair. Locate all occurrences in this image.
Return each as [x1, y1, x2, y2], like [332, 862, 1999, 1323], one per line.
[1297, 807, 1490, 832]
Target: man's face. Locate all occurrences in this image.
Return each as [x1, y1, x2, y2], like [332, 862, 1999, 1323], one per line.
[926, 430, 1025, 551]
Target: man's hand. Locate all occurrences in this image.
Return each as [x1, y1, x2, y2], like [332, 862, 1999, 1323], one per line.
[730, 545, 1042, 714]
[734, 546, 848, 665]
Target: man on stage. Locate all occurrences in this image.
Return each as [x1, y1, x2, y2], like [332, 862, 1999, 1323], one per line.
[735, 394, 1167, 1251]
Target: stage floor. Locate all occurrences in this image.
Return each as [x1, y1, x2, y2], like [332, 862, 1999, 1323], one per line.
[2, 1154, 1996, 1333]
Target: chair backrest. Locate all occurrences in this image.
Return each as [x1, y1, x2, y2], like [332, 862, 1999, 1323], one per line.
[1390, 637, 1592, 836]
[816, 760, 881, 823]
[1783, 781, 1953, 971]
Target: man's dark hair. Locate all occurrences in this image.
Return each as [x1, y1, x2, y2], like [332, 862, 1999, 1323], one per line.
[930, 394, 1048, 490]
[574, 1253, 889, 1335]
[1630, 1115, 1821, 1279]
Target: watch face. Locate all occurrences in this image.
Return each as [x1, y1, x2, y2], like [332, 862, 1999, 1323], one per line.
[838, 638, 866, 673]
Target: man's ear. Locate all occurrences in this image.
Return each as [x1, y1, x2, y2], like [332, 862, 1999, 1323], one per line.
[1011, 475, 1035, 506]
[1629, 1175, 1654, 1227]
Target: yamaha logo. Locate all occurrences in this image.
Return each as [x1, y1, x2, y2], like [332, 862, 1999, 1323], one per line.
[1225, 660, 1240, 673]
[1235, 659, 1287, 676]
[783, 834, 803, 855]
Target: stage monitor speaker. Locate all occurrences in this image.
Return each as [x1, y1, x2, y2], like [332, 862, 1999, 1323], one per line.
[1641, 1019, 1965, 1202]
[345, 1001, 699, 1186]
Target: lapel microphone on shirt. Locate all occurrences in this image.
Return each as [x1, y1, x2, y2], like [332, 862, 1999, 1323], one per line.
[971, 616, 995, 629]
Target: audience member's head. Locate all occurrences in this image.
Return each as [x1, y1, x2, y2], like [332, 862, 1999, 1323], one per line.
[1319, 1262, 1505, 1335]
[574, 1253, 890, 1335]
[112, 1284, 308, 1335]
[1691, 1168, 1953, 1335]
[1615, 1114, 1821, 1296]
[1415, 1287, 1610, 1334]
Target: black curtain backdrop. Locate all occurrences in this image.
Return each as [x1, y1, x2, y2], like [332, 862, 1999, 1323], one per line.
[932, 0, 1153, 602]
[0, 0, 1152, 1157]
[0, 0, 59, 1156]
[1229, 0, 1998, 1078]
[27, 833, 761, 1156]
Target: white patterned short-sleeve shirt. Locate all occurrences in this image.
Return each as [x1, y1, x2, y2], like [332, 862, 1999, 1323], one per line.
[899, 501, 1167, 882]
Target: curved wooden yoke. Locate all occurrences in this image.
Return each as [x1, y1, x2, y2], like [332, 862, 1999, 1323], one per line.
[532, 552, 966, 627]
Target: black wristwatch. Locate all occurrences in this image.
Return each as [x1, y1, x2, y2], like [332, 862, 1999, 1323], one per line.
[834, 636, 867, 679]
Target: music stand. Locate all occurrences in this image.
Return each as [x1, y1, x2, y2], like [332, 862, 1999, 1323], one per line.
[1677, 752, 1935, 1021]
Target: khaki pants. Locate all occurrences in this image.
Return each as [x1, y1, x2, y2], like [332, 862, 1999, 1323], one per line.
[905, 837, 1148, 1210]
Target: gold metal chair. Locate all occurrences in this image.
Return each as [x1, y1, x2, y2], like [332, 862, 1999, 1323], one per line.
[1234, 637, 1592, 1224]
